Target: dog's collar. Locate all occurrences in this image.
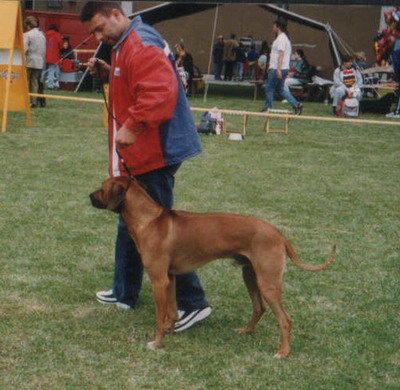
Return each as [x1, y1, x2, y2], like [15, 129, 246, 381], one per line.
[124, 175, 135, 196]
[111, 176, 134, 214]
[127, 175, 135, 186]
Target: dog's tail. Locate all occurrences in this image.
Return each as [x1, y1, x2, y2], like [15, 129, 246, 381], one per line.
[285, 240, 336, 272]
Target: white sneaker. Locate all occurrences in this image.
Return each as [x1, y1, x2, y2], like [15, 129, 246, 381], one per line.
[386, 112, 400, 118]
[96, 289, 117, 304]
[116, 302, 132, 310]
[174, 307, 212, 332]
[96, 289, 133, 309]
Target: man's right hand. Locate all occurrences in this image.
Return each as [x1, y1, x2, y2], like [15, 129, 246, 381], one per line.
[115, 126, 137, 149]
[84, 58, 110, 78]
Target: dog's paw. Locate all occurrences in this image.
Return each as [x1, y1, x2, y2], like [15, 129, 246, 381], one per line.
[147, 341, 162, 350]
[273, 352, 288, 359]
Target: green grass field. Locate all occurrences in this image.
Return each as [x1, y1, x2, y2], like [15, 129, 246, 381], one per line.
[1, 90, 399, 389]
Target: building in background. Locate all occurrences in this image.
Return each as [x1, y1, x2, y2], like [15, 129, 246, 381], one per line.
[22, 1, 385, 78]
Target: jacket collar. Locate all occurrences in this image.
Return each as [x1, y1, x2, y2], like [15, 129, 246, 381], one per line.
[113, 16, 142, 50]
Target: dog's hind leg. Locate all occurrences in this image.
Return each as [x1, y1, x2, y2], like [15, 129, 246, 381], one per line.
[260, 285, 292, 358]
[235, 264, 266, 334]
[255, 253, 292, 358]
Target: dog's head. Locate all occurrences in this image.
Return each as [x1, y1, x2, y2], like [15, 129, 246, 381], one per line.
[90, 176, 131, 213]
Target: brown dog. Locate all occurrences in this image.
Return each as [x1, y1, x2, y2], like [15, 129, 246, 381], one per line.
[90, 176, 336, 358]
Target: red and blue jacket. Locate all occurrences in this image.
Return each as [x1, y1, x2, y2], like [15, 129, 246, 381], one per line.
[108, 16, 201, 177]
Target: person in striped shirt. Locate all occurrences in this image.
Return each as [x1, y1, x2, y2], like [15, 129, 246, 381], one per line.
[330, 54, 363, 116]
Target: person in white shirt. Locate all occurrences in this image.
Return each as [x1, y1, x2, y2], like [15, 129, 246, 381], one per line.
[23, 16, 46, 108]
[330, 54, 363, 116]
[261, 21, 303, 115]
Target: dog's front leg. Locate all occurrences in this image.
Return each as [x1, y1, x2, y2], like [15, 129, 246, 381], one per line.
[165, 274, 178, 333]
[147, 273, 170, 350]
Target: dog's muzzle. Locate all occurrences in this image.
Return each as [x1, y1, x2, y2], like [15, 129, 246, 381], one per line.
[89, 192, 105, 209]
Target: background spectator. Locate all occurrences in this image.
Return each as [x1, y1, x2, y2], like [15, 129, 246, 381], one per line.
[260, 40, 270, 56]
[330, 54, 363, 116]
[261, 20, 303, 115]
[257, 41, 270, 80]
[247, 44, 259, 80]
[59, 37, 78, 73]
[386, 26, 400, 118]
[175, 44, 194, 96]
[212, 35, 224, 80]
[60, 37, 77, 61]
[23, 16, 46, 107]
[284, 49, 311, 93]
[223, 33, 239, 81]
[354, 51, 370, 70]
[235, 42, 246, 81]
[44, 25, 63, 90]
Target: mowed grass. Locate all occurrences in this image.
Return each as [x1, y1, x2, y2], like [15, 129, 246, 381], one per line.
[1, 89, 399, 389]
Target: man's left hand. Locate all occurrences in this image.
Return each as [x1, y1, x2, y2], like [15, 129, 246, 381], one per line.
[116, 126, 137, 149]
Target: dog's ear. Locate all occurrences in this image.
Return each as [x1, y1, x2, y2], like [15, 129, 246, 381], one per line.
[107, 181, 127, 213]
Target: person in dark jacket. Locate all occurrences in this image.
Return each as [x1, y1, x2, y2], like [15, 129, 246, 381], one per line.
[235, 42, 246, 81]
[60, 37, 76, 60]
[284, 49, 311, 93]
[212, 34, 224, 80]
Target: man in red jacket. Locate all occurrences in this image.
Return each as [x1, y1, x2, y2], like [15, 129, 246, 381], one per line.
[81, 1, 211, 331]
[44, 25, 63, 90]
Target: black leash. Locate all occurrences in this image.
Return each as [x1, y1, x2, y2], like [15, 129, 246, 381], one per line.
[96, 60, 122, 127]
[116, 150, 135, 180]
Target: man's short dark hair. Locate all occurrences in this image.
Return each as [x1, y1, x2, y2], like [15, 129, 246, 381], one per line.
[80, 1, 125, 22]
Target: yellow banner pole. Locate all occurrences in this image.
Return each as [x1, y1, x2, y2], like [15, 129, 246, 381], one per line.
[17, 1, 31, 127]
[0, 1, 30, 132]
[1, 47, 14, 133]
